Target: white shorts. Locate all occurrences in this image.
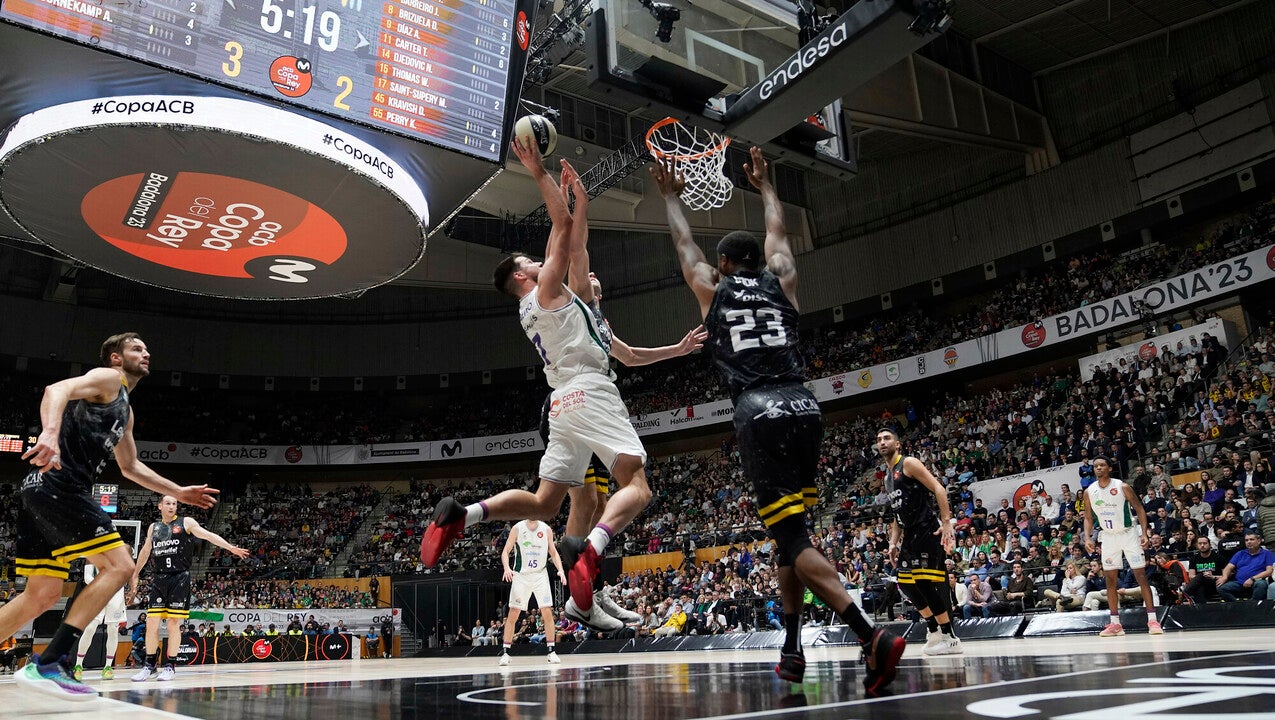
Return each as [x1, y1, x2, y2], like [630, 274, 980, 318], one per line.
[541, 374, 646, 486]
[1100, 529, 1145, 571]
[509, 572, 553, 611]
[90, 588, 127, 627]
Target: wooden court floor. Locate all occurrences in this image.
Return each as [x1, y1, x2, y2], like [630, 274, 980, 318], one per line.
[1, 628, 1272, 719]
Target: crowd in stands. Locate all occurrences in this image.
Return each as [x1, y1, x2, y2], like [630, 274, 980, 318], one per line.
[205, 483, 381, 580]
[3, 200, 1275, 623]
[188, 578, 376, 609]
[0, 202, 1270, 447]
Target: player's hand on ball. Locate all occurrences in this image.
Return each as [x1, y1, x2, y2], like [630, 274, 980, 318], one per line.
[510, 136, 544, 174]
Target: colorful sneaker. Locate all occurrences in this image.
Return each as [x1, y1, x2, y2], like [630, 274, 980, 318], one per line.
[15, 655, 98, 702]
[594, 589, 641, 624]
[1099, 622, 1125, 637]
[924, 635, 964, 656]
[131, 665, 155, 682]
[1147, 619, 1164, 635]
[72, 664, 83, 681]
[774, 651, 806, 683]
[420, 497, 467, 568]
[546, 651, 561, 664]
[558, 536, 600, 611]
[862, 629, 906, 698]
[565, 597, 622, 632]
[100, 665, 114, 680]
[156, 666, 176, 681]
[498, 653, 511, 667]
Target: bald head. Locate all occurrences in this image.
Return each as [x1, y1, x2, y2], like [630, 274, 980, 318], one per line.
[159, 495, 178, 519]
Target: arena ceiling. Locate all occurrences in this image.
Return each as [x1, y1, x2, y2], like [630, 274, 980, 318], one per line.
[0, 0, 1261, 322]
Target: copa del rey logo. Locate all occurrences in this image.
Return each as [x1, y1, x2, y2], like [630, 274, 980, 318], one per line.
[1021, 321, 1047, 349]
[830, 375, 846, 395]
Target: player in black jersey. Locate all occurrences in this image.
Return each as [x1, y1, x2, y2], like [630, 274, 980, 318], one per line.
[0, 333, 219, 701]
[128, 494, 248, 681]
[876, 428, 961, 655]
[653, 148, 905, 696]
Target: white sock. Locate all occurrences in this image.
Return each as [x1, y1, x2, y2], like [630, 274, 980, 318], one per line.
[587, 526, 612, 555]
[464, 503, 485, 528]
[1110, 613, 1119, 624]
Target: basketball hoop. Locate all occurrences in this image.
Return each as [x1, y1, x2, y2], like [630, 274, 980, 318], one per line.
[645, 117, 733, 211]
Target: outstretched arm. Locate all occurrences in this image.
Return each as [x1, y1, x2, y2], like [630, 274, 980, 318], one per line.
[609, 325, 707, 366]
[114, 415, 220, 509]
[742, 146, 798, 310]
[184, 517, 250, 558]
[510, 138, 573, 306]
[560, 161, 594, 303]
[649, 158, 717, 318]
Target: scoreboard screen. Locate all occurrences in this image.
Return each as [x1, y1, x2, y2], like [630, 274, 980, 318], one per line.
[92, 482, 120, 514]
[0, 0, 531, 161]
[0, 433, 24, 453]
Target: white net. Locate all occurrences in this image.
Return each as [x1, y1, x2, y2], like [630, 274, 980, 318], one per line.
[645, 119, 733, 211]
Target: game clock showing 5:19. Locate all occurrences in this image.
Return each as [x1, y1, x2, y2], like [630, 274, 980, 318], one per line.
[0, 0, 525, 161]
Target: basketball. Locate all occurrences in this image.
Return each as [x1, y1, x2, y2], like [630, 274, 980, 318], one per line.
[514, 114, 558, 157]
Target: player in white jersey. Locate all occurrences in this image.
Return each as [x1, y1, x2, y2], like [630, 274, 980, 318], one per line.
[1082, 457, 1162, 637]
[498, 520, 566, 666]
[72, 562, 127, 681]
[421, 139, 664, 630]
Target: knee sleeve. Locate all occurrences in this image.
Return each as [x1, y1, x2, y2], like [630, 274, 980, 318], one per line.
[768, 516, 814, 568]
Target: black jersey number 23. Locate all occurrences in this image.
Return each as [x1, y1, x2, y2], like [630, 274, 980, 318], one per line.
[725, 309, 787, 352]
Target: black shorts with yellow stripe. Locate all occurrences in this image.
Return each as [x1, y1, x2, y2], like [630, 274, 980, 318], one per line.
[148, 571, 192, 619]
[16, 482, 124, 580]
[897, 533, 947, 584]
[584, 455, 610, 495]
[734, 384, 823, 528]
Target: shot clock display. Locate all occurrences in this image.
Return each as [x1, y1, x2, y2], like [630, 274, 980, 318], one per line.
[0, 0, 530, 161]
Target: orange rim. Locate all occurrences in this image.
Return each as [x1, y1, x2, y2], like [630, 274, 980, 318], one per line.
[644, 117, 731, 162]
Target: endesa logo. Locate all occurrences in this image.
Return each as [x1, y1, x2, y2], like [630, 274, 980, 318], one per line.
[483, 436, 536, 453]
